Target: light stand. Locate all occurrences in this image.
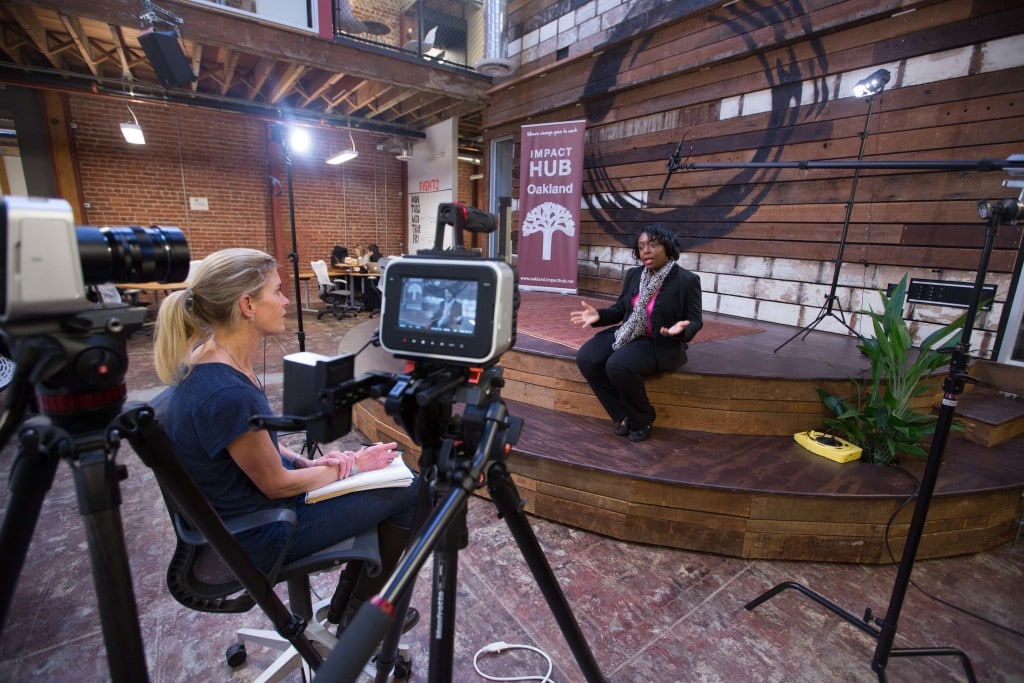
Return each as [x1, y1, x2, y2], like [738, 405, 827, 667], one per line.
[271, 122, 307, 354]
[271, 123, 321, 457]
[774, 69, 891, 353]
[747, 196, 1022, 681]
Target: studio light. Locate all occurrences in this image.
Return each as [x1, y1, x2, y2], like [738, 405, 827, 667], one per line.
[326, 131, 359, 165]
[288, 128, 310, 154]
[852, 68, 891, 98]
[120, 105, 146, 145]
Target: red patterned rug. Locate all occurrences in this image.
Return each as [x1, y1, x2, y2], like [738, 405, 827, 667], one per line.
[516, 290, 765, 350]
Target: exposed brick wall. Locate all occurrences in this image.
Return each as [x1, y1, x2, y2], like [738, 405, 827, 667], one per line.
[67, 95, 406, 268]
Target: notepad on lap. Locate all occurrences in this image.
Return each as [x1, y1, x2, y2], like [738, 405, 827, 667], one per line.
[305, 457, 415, 504]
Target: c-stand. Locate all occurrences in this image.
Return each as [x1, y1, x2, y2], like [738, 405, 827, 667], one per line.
[311, 360, 608, 682]
[743, 197, 1022, 682]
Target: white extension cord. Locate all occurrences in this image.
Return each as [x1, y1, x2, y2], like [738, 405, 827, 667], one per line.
[472, 641, 555, 682]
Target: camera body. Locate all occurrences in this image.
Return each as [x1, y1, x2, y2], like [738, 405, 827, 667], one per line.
[0, 196, 189, 322]
[378, 256, 516, 366]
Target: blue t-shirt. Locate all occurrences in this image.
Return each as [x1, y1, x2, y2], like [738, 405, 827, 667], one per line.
[163, 363, 299, 522]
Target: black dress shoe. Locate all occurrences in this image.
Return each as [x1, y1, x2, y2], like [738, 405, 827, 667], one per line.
[628, 425, 652, 442]
[613, 419, 630, 436]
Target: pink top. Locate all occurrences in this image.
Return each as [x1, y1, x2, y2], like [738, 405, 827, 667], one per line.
[630, 290, 660, 336]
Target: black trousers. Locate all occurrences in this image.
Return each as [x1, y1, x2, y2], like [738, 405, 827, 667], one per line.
[576, 330, 659, 429]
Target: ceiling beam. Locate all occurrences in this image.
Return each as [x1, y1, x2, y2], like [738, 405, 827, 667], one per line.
[22, 0, 490, 103]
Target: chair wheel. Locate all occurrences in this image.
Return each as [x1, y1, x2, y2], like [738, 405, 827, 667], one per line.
[394, 652, 412, 679]
[226, 642, 247, 667]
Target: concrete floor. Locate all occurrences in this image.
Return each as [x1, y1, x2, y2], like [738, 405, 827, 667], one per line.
[0, 310, 1022, 682]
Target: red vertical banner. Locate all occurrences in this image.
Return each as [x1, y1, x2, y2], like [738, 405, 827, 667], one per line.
[517, 121, 586, 292]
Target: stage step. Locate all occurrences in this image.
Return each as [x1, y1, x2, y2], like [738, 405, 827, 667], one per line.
[953, 389, 1024, 448]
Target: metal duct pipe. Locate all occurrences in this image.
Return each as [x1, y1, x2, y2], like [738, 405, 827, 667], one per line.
[475, 0, 515, 77]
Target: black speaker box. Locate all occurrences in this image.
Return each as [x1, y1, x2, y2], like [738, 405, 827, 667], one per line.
[138, 29, 196, 89]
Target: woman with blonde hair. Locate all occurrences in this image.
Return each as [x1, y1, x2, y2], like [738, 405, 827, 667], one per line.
[153, 247, 419, 631]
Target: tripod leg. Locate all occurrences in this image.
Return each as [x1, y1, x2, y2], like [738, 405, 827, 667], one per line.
[0, 421, 61, 638]
[71, 447, 149, 682]
[428, 495, 467, 682]
[487, 463, 608, 683]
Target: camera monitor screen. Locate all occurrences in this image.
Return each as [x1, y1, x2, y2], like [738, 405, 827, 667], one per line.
[379, 257, 515, 365]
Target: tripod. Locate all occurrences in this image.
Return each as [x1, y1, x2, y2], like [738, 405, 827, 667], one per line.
[316, 363, 608, 682]
[773, 91, 882, 353]
[746, 197, 1022, 681]
[0, 306, 368, 681]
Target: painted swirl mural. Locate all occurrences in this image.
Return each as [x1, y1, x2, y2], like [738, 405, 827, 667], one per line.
[582, 0, 831, 246]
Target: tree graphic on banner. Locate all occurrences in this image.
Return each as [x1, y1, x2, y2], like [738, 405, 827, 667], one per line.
[521, 201, 576, 260]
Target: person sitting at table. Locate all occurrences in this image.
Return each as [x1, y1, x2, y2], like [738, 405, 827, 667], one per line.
[330, 245, 349, 268]
[152, 247, 421, 633]
[366, 244, 382, 263]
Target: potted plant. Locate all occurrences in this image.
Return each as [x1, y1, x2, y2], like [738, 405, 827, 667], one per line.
[817, 275, 966, 465]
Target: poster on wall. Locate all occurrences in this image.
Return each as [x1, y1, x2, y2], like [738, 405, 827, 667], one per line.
[407, 119, 456, 254]
[517, 120, 586, 293]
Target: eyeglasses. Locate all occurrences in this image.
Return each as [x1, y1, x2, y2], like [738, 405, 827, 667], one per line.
[637, 239, 663, 252]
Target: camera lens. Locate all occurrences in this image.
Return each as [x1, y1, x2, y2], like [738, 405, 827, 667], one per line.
[75, 225, 191, 285]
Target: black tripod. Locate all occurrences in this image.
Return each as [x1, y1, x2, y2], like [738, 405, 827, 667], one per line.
[0, 306, 359, 681]
[745, 197, 1022, 681]
[315, 362, 608, 682]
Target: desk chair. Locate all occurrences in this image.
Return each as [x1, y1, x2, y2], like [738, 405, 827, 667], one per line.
[311, 259, 354, 320]
[162, 489, 411, 682]
[362, 262, 382, 317]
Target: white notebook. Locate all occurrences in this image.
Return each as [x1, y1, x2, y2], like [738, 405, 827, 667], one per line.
[305, 457, 414, 504]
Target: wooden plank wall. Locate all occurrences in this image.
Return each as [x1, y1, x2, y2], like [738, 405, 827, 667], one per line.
[485, 0, 1024, 352]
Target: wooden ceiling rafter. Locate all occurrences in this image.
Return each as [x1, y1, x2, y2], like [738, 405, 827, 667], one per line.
[300, 71, 345, 109]
[0, 0, 490, 148]
[58, 13, 98, 77]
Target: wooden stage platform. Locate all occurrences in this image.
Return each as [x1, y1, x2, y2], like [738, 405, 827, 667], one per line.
[341, 313, 1024, 564]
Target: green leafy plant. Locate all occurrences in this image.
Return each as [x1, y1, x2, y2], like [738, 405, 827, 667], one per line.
[817, 275, 965, 465]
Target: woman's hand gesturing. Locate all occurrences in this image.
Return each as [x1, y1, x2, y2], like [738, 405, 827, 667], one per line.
[570, 300, 599, 328]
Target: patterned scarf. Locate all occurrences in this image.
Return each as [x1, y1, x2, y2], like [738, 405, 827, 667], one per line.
[613, 262, 674, 350]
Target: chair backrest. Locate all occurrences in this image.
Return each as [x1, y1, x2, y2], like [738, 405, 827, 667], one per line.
[150, 387, 383, 616]
[310, 259, 332, 287]
[185, 259, 204, 284]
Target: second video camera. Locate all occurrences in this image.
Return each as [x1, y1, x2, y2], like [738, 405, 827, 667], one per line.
[378, 203, 517, 366]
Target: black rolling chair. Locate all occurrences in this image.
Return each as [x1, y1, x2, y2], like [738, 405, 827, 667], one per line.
[162, 485, 392, 681]
[311, 259, 354, 320]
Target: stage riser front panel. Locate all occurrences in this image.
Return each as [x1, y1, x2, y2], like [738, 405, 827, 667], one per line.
[351, 399, 1022, 563]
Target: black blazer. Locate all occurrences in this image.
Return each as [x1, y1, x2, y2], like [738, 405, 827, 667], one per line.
[593, 264, 703, 371]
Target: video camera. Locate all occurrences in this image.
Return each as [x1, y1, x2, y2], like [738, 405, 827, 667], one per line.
[1, 196, 189, 323]
[0, 196, 189, 411]
[278, 202, 518, 444]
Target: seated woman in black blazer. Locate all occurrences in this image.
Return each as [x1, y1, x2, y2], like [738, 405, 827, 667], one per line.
[570, 223, 703, 441]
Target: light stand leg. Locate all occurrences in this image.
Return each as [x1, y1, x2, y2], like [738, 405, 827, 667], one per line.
[747, 202, 1013, 683]
[775, 94, 878, 353]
